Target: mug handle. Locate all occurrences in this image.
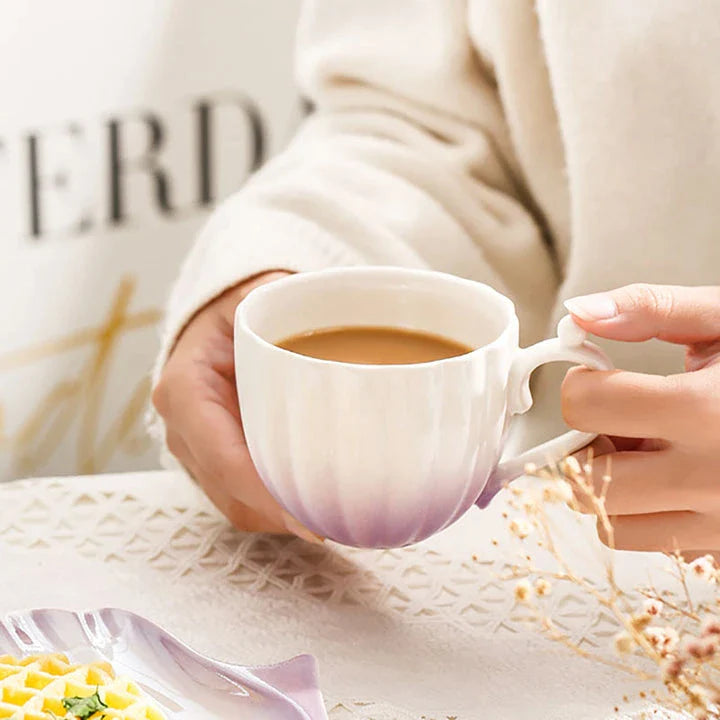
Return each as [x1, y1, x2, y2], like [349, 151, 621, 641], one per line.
[475, 315, 614, 508]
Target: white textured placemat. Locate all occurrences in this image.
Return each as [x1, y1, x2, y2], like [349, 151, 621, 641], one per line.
[0, 472, 680, 719]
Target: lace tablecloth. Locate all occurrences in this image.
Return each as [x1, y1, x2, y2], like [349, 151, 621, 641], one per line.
[0, 472, 679, 719]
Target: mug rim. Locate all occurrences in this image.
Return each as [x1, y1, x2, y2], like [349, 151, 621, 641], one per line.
[235, 266, 518, 370]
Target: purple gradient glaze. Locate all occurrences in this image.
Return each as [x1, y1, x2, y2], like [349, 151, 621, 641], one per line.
[283, 470, 493, 549]
[0, 608, 327, 719]
[235, 266, 517, 550]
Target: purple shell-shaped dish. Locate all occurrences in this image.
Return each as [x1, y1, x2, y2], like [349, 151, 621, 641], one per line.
[0, 608, 327, 719]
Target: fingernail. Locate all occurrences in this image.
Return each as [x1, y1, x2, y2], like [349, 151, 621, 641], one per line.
[564, 293, 618, 322]
[281, 511, 325, 545]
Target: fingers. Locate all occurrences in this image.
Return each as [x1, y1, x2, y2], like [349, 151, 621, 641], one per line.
[192, 459, 290, 535]
[564, 284, 720, 344]
[180, 398, 323, 543]
[570, 445, 720, 552]
[561, 366, 715, 443]
[157, 354, 284, 522]
[166, 426, 289, 534]
[156, 363, 322, 542]
[572, 434, 646, 464]
[607, 511, 719, 553]
[584, 450, 698, 516]
[571, 440, 684, 516]
[153, 270, 321, 541]
[686, 339, 720, 371]
[182, 399, 281, 519]
[173, 399, 322, 543]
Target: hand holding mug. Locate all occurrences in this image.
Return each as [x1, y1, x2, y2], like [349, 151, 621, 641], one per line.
[152, 271, 323, 543]
[156, 271, 720, 553]
[234, 267, 612, 548]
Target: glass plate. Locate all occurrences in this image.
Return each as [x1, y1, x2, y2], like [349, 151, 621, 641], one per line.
[0, 607, 327, 719]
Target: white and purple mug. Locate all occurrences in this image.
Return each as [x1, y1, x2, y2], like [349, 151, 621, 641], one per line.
[234, 267, 612, 548]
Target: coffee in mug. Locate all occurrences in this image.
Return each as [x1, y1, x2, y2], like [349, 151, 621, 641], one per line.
[276, 326, 473, 365]
[234, 267, 613, 549]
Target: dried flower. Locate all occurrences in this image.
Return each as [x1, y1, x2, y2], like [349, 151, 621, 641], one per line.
[643, 599, 663, 617]
[509, 518, 533, 540]
[683, 637, 706, 660]
[701, 616, 720, 637]
[521, 496, 537, 513]
[645, 626, 679, 656]
[613, 631, 635, 655]
[682, 636, 717, 660]
[499, 451, 720, 716]
[630, 613, 652, 632]
[661, 655, 684, 681]
[561, 456, 582, 477]
[701, 638, 717, 658]
[688, 555, 717, 584]
[542, 480, 574, 505]
[514, 580, 532, 604]
[688, 684, 709, 709]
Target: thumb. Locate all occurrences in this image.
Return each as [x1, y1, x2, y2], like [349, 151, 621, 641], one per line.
[564, 284, 720, 344]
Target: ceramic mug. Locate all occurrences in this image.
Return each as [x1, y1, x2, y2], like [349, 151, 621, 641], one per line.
[234, 267, 612, 548]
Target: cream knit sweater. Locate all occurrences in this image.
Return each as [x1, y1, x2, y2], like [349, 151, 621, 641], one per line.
[155, 1, 720, 452]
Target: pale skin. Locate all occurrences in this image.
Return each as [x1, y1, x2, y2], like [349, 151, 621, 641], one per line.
[154, 277, 720, 553]
[152, 270, 323, 543]
[564, 283, 720, 555]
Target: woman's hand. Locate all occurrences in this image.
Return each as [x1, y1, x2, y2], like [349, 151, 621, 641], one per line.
[562, 284, 720, 554]
[152, 271, 322, 543]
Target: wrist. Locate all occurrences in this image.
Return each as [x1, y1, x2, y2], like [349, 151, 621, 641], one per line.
[171, 270, 293, 355]
[216, 270, 293, 313]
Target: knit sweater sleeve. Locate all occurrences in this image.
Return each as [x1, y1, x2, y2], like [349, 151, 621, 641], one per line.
[152, 0, 558, 399]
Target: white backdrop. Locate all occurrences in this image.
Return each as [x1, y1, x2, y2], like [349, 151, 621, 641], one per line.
[0, 0, 302, 480]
